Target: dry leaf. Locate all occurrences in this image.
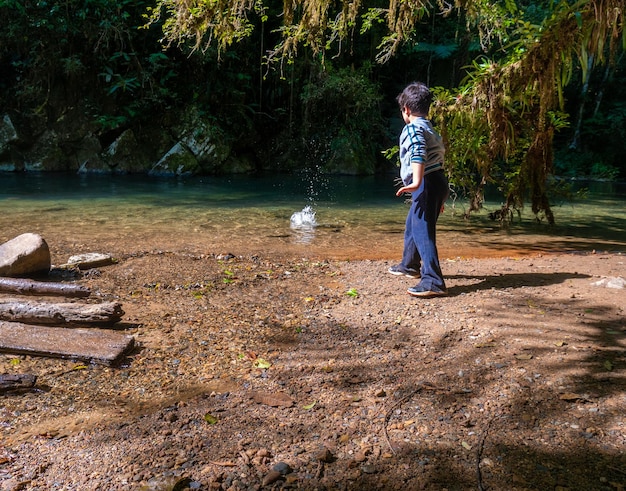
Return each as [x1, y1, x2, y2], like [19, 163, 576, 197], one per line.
[474, 342, 496, 348]
[515, 354, 533, 360]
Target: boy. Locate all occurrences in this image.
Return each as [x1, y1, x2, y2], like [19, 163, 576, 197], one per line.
[388, 81, 449, 297]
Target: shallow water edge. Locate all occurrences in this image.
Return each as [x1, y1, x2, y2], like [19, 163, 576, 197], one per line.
[1, 173, 625, 261]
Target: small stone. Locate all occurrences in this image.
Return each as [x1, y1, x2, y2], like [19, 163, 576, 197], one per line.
[272, 461, 293, 475]
[375, 389, 386, 397]
[285, 475, 299, 485]
[347, 469, 362, 480]
[315, 448, 334, 463]
[66, 252, 114, 270]
[361, 464, 378, 474]
[354, 452, 367, 463]
[262, 470, 282, 486]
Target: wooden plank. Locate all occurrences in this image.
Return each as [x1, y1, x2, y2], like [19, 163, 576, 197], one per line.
[0, 321, 134, 366]
[0, 300, 124, 325]
[0, 277, 90, 298]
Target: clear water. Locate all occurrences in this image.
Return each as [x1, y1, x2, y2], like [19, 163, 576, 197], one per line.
[1, 172, 625, 260]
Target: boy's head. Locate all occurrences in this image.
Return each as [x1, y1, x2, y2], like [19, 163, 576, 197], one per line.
[396, 82, 432, 117]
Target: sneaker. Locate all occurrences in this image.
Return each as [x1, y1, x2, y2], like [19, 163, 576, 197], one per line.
[407, 285, 448, 297]
[388, 264, 420, 278]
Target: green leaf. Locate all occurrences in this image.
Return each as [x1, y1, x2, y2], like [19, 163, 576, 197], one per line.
[346, 288, 359, 298]
[204, 413, 218, 424]
[303, 401, 317, 410]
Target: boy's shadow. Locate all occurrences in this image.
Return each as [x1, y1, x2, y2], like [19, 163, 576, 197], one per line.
[446, 272, 592, 296]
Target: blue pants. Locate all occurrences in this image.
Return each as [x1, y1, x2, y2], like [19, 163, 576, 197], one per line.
[401, 170, 448, 292]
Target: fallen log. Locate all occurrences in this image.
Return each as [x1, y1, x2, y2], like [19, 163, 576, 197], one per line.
[0, 277, 90, 298]
[0, 300, 124, 326]
[0, 373, 37, 393]
[0, 321, 135, 366]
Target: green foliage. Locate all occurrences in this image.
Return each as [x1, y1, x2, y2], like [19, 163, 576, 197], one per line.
[0, 0, 179, 132]
[555, 149, 621, 180]
[298, 64, 384, 173]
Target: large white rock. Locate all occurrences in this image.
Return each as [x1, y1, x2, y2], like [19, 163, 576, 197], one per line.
[592, 277, 626, 289]
[0, 233, 51, 277]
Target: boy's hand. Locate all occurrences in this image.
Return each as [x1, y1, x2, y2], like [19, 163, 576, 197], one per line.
[396, 184, 418, 196]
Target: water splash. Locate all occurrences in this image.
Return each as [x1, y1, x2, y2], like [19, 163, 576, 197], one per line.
[290, 205, 317, 229]
[290, 205, 317, 244]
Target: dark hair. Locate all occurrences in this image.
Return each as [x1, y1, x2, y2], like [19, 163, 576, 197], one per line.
[396, 82, 433, 115]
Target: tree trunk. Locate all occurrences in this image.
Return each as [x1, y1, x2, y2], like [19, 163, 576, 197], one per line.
[569, 54, 594, 150]
[0, 277, 90, 297]
[0, 373, 37, 393]
[0, 300, 124, 326]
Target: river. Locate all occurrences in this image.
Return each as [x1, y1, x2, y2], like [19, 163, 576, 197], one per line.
[1, 173, 625, 260]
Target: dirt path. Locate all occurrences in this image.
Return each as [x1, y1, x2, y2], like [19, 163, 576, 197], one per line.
[1, 247, 625, 490]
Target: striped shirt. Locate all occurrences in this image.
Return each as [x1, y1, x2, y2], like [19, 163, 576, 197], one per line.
[399, 117, 445, 186]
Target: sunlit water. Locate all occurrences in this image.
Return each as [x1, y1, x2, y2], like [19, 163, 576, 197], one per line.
[1, 173, 625, 260]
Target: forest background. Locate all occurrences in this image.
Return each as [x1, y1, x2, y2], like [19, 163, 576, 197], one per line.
[0, 0, 624, 224]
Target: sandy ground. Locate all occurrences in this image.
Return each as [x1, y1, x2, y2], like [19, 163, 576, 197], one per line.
[1, 242, 625, 490]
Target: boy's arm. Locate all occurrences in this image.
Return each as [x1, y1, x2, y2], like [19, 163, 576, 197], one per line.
[396, 162, 424, 196]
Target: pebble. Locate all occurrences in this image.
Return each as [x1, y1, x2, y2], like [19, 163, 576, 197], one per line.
[353, 452, 367, 463]
[271, 462, 293, 475]
[315, 448, 334, 463]
[261, 470, 282, 486]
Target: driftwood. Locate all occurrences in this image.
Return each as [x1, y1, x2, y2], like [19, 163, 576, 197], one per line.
[0, 373, 37, 392]
[0, 321, 135, 366]
[0, 300, 124, 326]
[0, 277, 90, 298]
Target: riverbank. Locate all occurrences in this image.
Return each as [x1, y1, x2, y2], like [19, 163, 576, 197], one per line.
[1, 246, 625, 490]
